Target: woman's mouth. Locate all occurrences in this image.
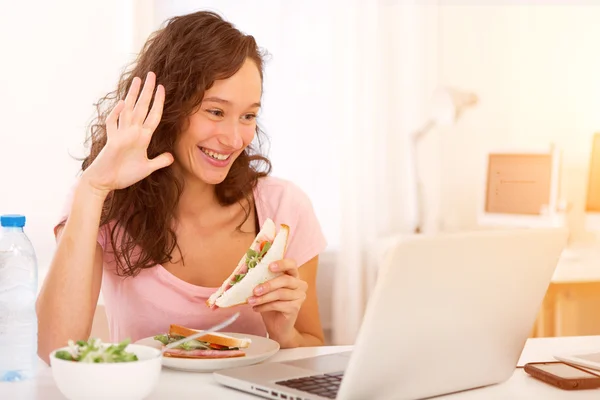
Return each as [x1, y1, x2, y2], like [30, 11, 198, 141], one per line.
[198, 146, 234, 168]
[199, 147, 232, 161]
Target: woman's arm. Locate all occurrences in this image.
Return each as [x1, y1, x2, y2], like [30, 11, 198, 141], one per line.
[36, 178, 106, 364]
[291, 256, 326, 346]
[36, 72, 170, 364]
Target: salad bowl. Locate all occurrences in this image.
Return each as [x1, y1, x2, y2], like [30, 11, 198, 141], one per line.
[49, 338, 162, 400]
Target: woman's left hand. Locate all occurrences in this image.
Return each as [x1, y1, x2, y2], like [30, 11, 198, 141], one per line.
[247, 258, 307, 347]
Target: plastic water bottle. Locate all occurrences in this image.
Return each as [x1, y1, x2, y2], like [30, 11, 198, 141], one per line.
[0, 214, 38, 382]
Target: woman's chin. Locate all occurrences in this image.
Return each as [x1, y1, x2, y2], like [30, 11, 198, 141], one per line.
[196, 170, 231, 186]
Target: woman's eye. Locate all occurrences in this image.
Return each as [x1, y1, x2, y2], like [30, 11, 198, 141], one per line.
[243, 113, 257, 121]
[207, 109, 224, 117]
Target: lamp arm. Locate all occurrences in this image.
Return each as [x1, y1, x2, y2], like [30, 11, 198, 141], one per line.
[413, 120, 436, 144]
[411, 119, 436, 234]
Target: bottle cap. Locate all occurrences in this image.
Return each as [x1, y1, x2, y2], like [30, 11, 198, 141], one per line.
[1, 214, 26, 228]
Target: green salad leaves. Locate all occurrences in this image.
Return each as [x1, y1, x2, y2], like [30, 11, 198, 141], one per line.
[54, 338, 138, 363]
[230, 241, 272, 286]
[153, 334, 239, 351]
[246, 241, 272, 269]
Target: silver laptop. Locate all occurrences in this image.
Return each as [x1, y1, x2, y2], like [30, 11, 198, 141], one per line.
[214, 228, 568, 400]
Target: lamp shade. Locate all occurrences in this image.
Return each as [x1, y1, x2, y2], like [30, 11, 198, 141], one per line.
[429, 87, 479, 127]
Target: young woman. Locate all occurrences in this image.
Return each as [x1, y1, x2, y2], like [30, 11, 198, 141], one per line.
[36, 11, 327, 363]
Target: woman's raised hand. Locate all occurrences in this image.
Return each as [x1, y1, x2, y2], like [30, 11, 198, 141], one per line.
[82, 72, 174, 195]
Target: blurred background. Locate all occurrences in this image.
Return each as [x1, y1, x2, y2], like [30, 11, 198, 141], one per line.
[2, 0, 600, 345]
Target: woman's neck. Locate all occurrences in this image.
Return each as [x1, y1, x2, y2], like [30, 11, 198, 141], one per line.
[175, 174, 221, 222]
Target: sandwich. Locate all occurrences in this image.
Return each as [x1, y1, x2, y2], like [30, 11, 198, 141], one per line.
[153, 324, 251, 359]
[207, 218, 290, 309]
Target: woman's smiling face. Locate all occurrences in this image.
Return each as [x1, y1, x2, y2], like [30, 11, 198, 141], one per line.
[173, 58, 262, 185]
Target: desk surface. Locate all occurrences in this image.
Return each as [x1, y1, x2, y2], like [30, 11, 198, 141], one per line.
[2, 335, 600, 399]
[552, 245, 600, 282]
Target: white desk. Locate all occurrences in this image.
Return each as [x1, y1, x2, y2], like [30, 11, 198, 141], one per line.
[2, 335, 600, 399]
[553, 245, 600, 283]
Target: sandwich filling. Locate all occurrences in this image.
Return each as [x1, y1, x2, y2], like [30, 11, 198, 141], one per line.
[227, 239, 272, 289]
[154, 334, 240, 351]
[206, 218, 286, 309]
[153, 334, 245, 358]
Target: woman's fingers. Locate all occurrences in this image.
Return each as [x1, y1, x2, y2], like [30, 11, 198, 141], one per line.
[254, 274, 306, 297]
[248, 288, 303, 306]
[143, 84, 165, 131]
[147, 152, 174, 173]
[116, 73, 164, 133]
[105, 100, 125, 139]
[252, 300, 302, 316]
[269, 259, 299, 277]
[132, 72, 156, 125]
[119, 77, 142, 128]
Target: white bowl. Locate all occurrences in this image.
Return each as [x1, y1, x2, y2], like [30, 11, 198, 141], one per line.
[49, 343, 162, 400]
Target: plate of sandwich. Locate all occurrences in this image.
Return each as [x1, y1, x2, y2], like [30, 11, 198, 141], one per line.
[136, 324, 280, 373]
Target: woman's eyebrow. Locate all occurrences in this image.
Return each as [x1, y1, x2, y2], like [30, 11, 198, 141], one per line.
[203, 96, 261, 108]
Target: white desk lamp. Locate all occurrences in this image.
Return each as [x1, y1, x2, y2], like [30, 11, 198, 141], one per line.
[412, 87, 478, 233]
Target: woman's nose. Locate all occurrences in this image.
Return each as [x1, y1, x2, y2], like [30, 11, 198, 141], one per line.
[218, 122, 244, 149]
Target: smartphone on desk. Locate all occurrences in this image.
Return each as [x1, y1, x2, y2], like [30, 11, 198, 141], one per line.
[524, 361, 600, 390]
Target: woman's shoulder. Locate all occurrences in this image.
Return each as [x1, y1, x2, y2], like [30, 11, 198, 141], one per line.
[255, 175, 314, 212]
[255, 175, 327, 266]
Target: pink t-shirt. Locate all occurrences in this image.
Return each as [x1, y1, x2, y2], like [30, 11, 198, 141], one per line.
[55, 176, 327, 342]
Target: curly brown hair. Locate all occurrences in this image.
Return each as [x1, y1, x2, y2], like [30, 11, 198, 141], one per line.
[80, 11, 271, 277]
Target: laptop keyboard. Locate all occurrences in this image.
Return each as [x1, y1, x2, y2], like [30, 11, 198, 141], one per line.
[276, 371, 344, 399]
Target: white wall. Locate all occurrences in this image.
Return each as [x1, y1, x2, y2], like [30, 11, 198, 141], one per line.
[385, 3, 441, 235]
[427, 5, 600, 244]
[0, 1, 134, 271]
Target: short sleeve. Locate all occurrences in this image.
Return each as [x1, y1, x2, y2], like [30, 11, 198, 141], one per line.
[54, 178, 108, 251]
[279, 181, 328, 268]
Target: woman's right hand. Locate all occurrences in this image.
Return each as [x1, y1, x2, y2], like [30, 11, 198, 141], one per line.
[82, 71, 174, 196]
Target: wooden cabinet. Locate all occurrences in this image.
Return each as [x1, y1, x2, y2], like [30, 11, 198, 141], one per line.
[532, 281, 600, 337]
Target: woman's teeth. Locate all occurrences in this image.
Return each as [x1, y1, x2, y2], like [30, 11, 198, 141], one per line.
[200, 147, 230, 161]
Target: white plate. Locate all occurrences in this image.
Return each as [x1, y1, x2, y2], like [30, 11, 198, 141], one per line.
[135, 332, 280, 373]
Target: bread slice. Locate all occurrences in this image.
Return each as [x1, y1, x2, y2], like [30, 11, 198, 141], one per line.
[168, 324, 251, 349]
[210, 224, 290, 308]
